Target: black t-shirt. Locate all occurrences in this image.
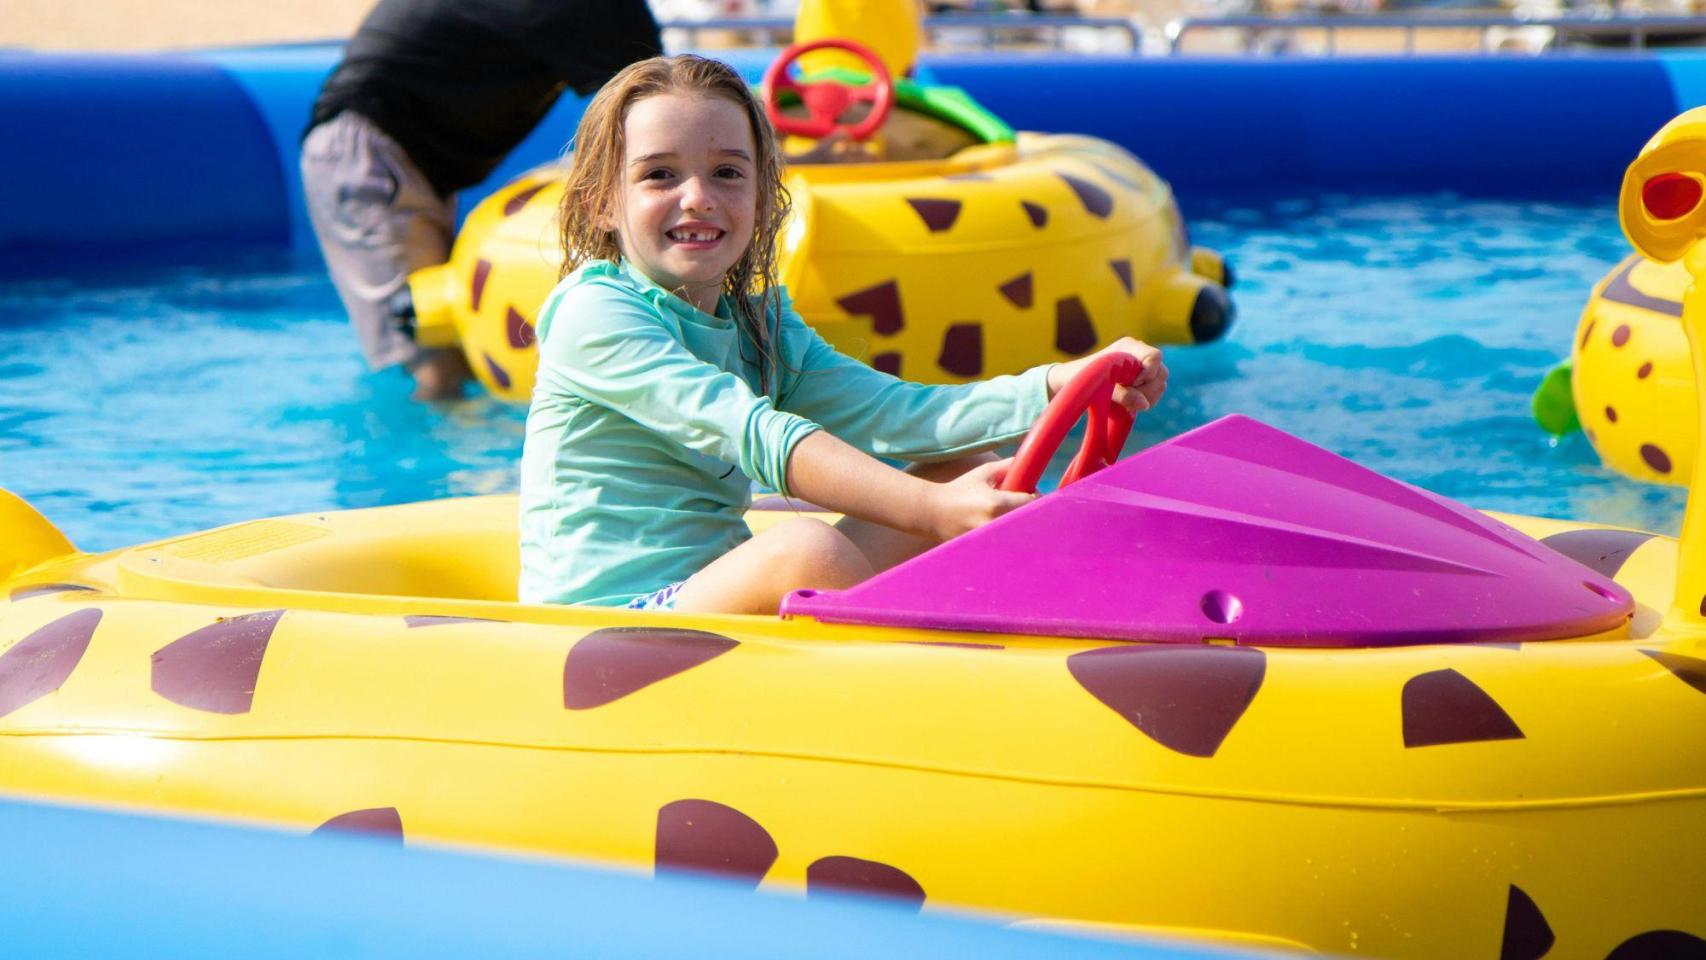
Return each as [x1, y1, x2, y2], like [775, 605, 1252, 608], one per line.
[308, 0, 661, 195]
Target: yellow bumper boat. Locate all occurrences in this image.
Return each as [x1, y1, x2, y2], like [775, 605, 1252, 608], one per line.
[4, 419, 1705, 958]
[1543, 253, 1696, 486]
[405, 6, 1233, 404]
[1535, 120, 1706, 487]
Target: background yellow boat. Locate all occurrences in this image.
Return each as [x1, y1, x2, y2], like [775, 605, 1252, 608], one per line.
[404, 2, 1233, 403]
[1552, 254, 1697, 486]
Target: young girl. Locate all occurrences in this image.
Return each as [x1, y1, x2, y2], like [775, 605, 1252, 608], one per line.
[519, 54, 1167, 615]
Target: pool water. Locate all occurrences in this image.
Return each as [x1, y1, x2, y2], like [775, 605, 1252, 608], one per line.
[0, 193, 1689, 554]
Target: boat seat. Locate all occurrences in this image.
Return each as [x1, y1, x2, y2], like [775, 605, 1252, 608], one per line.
[117, 496, 522, 604]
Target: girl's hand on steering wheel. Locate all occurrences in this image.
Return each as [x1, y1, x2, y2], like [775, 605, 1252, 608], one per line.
[924, 457, 1035, 540]
[1047, 338, 1168, 414]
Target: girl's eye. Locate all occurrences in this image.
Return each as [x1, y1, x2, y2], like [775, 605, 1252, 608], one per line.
[641, 168, 673, 181]
[716, 166, 747, 179]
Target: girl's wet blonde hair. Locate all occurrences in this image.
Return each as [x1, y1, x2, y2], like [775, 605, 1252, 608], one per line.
[559, 54, 792, 394]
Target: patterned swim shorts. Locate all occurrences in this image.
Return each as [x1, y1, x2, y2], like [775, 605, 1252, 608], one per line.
[625, 581, 685, 611]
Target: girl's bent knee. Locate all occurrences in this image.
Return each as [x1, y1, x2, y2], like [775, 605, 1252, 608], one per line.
[764, 518, 872, 588]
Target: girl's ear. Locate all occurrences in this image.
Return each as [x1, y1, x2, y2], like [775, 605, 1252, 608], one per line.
[597, 203, 624, 255]
[592, 201, 615, 234]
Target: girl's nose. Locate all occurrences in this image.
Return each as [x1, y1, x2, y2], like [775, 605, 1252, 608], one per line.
[679, 176, 714, 212]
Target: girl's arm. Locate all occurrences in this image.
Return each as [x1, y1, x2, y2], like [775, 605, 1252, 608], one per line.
[774, 313, 1052, 461]
[784, 431, 1033, 540]
[775, 307, 1169, 462]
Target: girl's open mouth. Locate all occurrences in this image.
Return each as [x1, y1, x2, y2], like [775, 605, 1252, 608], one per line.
[667, 226, 724, 247]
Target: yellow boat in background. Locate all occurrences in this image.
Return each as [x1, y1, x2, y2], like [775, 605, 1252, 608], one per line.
[1551, 253, 1697, 485]
[404, 1, 1233, 403]
[1534, 122, 1706, 487]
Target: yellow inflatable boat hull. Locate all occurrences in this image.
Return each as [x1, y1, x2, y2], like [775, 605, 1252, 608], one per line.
[2, 490, 1703, 959]
[409, 131, 1232, 404]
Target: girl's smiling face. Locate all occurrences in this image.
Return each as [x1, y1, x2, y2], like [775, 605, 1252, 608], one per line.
[606, 92, 759, 314]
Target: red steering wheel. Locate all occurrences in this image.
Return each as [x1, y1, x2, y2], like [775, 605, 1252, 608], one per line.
[762, 38, 895, 142]
[1001, 353, 1143, 495]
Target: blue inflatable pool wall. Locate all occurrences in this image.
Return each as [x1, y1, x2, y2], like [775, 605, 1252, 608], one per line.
[0, 794, 1230, 959]
[7, 46, 1706, 270]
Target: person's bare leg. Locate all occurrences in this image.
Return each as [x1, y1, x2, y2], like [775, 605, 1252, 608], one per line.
[833, 452, 999, 574]
[409, 348, 472, 401]
[671, 517, 874, 615]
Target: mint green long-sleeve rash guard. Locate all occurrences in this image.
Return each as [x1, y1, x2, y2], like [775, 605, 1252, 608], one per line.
[518, 258, 1053, 607]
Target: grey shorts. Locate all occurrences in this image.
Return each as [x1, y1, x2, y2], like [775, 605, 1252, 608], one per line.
[300, 112, 456, 371]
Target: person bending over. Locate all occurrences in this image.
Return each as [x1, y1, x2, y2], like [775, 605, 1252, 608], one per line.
[302, 0, 661, 400]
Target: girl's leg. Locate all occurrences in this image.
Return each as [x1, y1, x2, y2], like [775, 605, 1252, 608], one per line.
[833, 452, 998, 574]
[671, 517, 874, 615]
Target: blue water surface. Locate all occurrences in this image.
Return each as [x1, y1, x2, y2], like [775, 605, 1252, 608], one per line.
[0, 193, 1689, 553]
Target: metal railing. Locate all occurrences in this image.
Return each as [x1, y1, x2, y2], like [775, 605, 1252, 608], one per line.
[1165, 14, 1706, 55]
[661, 14, 1142, 53]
